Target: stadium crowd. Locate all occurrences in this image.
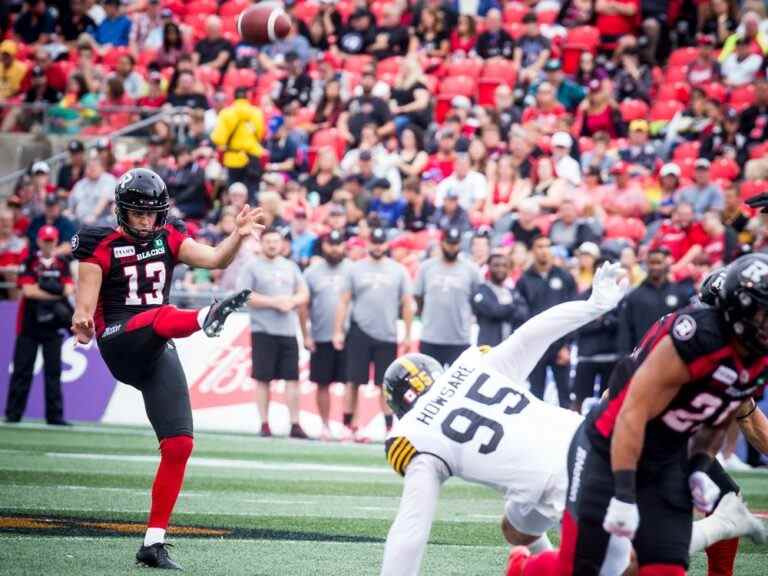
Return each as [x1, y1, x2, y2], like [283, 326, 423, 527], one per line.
[1, 0, 768, 455]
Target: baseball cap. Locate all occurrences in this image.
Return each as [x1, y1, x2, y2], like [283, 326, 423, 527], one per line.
[323, 229, 345, 245]
[68, 140, 85, 153]
[228, 182, 247, 195]
[588, 79, 601, 92]
[629, 119, 649, 133]
[161, 7, 173, 18]
[443, 227, 462, 245]
[44, 194, 60, 206]
[551, 131, 572, 148]
[37, 225, 60, 242]
[724, 107, 739, 122]
[359, 150, 373, 162]
[444, 187, 460, 200]
[149, 134, 165, 146]
[370, 227, 387, 244]
[96, 138, 111, 150]
[367, 177, 390, 190]
[522, 12, 537, 23]
[695, 158, 711, 169]
[544, 59, 561, 72]
[451, 95, 472, 110]
[32, 161, 50, 174]
[0, 40, 18, 56]
[576, 241, 600, 258]
[660, 163, 681, 178]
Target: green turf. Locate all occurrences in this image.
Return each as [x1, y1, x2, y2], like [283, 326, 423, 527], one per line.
[0, 423, 766, 575]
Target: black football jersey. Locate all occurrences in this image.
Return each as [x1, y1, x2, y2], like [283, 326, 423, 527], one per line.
[71, 221, 189, 335]
[586, 305, 768, 466]
[16, 252, 73, 335]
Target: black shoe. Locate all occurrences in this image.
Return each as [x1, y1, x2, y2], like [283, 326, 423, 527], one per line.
[202, 290, 251, 337]
[136, 543, 182, 570]
[4, 417, 20, 424]
[289, 424, 309, 440]
[46, 419, 72, 426]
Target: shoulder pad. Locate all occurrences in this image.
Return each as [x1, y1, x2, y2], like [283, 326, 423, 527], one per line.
[167, 218, 187, 234]
[71, 225, 114, 261]
[385, 436, 418, 477]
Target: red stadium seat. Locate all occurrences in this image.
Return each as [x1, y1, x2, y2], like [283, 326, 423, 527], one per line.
[439, 75, 476, 97]
[677, 158, 697, 179]
[164, 0, 187, 18]
[730, 85, 756, 109]
[502, 3, 530, 23]
[750, 142, 768, 159]
[656, 82, 690, 104]
[445, 58, 484, 80]
[186, 0, 218, 15]
[137, 49, 158, 67]
[703, 82, 727, 104]
[741, 180, 768, 201]
[219, 0, 250, 18]
[311, 128, 347, 161]
[673, 141, 700, 160]
[709, 157, 740, 181]
[369, 1, 390, 25]
[376, 56, 401, 76]
[336, 0, 355, 22]
[477, 78, 506, 107]
[620, 99, 649, 122]
[664, 65, 688, 83]
[197, 66, 221, 87]
[668, 47, 699, 67]
[482, 58, 517, 79]
[579, 137, 594, 152]
[649, 100, 684, 122]
[292, 1, 321, 24]
[537, 9, 559, 24]
[503, 23, 525, 39]
[562, 26, 600, 74]
[603, 215, 646, 244]
[100, 46, 130, 68]
[223, 68, 257, 89]
[344, 54, 374, 74]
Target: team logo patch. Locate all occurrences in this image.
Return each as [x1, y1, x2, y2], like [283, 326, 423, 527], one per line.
[740, 370, 750, 384]
[672, 314, 696, 340]
[666, 294, 679, 307]
[113, 246, 135, 258]
[119, 171, 134, 187]
[712, 365, 738, 385]
[70, 234, 79, 252]
[549, 277, 563, 290]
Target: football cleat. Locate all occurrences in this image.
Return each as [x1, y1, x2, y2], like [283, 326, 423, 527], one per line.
[260, 423, 272, 438]
[712, 492, 768, 545]
[202, 290, 251, 337]
[289, 424, 309, 440]
[136, 543, 182, 570]
[506, 546, 531, 576]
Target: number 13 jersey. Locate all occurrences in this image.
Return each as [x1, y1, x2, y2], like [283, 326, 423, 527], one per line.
[386, 346, 583, 504]
[71, 222, 189, 336]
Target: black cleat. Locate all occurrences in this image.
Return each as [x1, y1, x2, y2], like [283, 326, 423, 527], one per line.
[4, 417, 20, 424]
[136, 543, 182, 570]
[46, 418, 72, 426]
[202, 290, 251, 337]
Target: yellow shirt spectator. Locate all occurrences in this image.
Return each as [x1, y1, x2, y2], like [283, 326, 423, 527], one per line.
[0, 40, 29, 99]
[210, 95, 265, 169]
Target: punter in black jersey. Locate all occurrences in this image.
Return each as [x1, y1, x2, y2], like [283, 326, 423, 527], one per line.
[70, 168, 263, 570]
[509, 253, 768, 576]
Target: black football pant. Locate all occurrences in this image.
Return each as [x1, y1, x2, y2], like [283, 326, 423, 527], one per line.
[6, 333, 64, 422]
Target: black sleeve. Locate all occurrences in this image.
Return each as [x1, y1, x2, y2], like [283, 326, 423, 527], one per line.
[471, 285, 518, 320]
[668, 308, 726, 371]
[71, 225, 112, 261]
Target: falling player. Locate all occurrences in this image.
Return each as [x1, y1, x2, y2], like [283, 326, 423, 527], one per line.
[70, 168, 262, 569]
[508, 253, 768, 576]
[379, 263, 765, 576]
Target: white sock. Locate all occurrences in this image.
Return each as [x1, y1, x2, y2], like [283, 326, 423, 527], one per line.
[690, 516, 726, 554]
[527, 533, 552, 554]
[196, 306, 210, 328]
[144, 527, 166, 547]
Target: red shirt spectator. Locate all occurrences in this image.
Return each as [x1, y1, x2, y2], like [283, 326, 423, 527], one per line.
[522, 82, 566, 134]
[595, 0, 640, 47]
[648, 203, 707, 262]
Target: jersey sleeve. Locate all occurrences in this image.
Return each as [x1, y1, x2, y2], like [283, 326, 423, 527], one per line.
[71, 225, 112, 272]
[165, 219, 190, 263]
[385, 436, 419, 477]
[16, 255, 36, 286]
[668, 308, 727, 380]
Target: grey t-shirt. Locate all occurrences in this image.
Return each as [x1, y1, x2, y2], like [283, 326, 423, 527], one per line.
[346, 257, 412, 343]
[237, 255, 306, 337]
[414, 257, 483, 345]
[304, 259, 351, 342]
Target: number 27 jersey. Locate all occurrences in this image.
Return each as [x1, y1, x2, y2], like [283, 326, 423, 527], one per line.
[386, 347, 583, 500]
[71, 222, 189, 336]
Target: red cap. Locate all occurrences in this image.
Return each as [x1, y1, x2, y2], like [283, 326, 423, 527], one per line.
[610, 161, 629, 175]
[37, 225, 60, 242]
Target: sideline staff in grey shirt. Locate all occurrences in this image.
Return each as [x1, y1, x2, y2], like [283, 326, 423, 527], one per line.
[300, 230, 351, 438]
[333, 228, 414, 435]
[239, 228, 309, 439]
[414, 227, 483, 366]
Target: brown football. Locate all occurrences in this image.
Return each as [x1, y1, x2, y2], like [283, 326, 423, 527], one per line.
[237, 2, 292, 45]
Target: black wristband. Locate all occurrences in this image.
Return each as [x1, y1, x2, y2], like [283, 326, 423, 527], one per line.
[613, 470, 636, 503]
[689, 452, 712, 475]
[737, 399, 757, 421]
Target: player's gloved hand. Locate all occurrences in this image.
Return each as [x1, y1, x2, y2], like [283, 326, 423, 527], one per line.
[603, 497, 640, 539]
[588, 262, 630, 312]
[689, 471, 721, 514]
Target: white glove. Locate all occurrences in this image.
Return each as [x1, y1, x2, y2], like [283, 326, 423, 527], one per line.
[689, 471, 721, 514]
[588, 262, 631, 312]
[603, 497, 640, 539]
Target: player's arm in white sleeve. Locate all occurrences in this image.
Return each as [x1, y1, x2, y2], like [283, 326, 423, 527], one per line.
[380, 455, 450, 576]
[485, 262, 629, 383]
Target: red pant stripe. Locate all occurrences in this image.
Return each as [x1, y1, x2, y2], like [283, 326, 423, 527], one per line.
[559, 510, 578, 576]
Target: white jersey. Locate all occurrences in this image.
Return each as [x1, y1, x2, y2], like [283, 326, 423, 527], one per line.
[386, 346, 583, 508]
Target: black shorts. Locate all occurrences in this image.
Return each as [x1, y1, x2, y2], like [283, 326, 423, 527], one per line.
[345, 322, 397, 386]
[251, 332, 299, 382]
[309, 341, 346, 386]
[572, 361, 616, 404]
[560, 422, 692, 574]
[98, 314, 193, 440]
[419, 341, 468, 368]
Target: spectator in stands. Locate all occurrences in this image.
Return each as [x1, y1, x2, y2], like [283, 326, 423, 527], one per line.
[551, 131, 582, 186]
[162, 145, 207, 220]
[114, 54, 146, 100]
[510, 198, 543, 248]
[701, 107, 748, 167]
[137, 71, 166, 109]
[613, 45, 652, 102]
[67, 156, 116, 225]
[58, 0, 96, 42]
[435, 152, 488, 213]
[494, 84, 521, 140]
[95, 138, 117, 175]
[648, 201, 706, 266]
[275, 51, 313, 110]
[99, 76, 136, 129]
[619, 119, 656, 172]
[677, 158, 724, 214]
[155, 21, 187, 69]
[574, 52, 608, 89]
[339, 68, 394, 145]
[595, 0, 639, 50]
[412, 6, 450, 59]
[470, 228, 492, 271]
[532, 156, 569, 211]
[369, 4, 409, 60]
[264, 116, 298, 179]
[193, 15, 233, 75]
[402, 177, 435, 232]
[602, 161, 649, 218]
[431, 188, 471, 233]
[0, 40, 28, 100]
[304, 8, 336, 51]
[522, 82, 566, 135]
[367, 178, 406, 229]
[0, 208, 26, 300]
[390, 57, 431, 133]
[517, 234, 577, 406]
[311, 77, 344, 133]
[305, 147, 343, 206]
[574, 79, 624, 138]
[618, 247, 694, 352]
[701, 0, 737, 45]
[655, 162, 681, 219]
[167, 70, 208, 110]
[476, 9, 515, 60]
[515, 13, 551, 85]
[0, 65, 59, 132]
[722, 36, 763, 87]
[719, 11, 767, 61]
[72, 40, 105, 94]
[288, 209, 316, 268]
[574, 241, 601, 292]
[486, 154, 531, 220]
[338, 9, 376, 55]
[579, 130, 615, 177]
[559, 0, 595, 27]
[14, 0, 56, 45]
[129, 0, 164, 53]
[722, 183, 753, 245]
[26, 196, 75, 256]
[56, 141, 87, 195]
[687, 35, 720, 87]
[549, 199, 601, 254]
[30, 47, 66, 93]
[395, 126, 428, 182]
[538, 58, 585, 112]
[92, 0, 131, 47]
[740, 79, 768, 156]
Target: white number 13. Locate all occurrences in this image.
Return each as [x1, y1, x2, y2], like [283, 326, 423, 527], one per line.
[124, 262, 166, 305]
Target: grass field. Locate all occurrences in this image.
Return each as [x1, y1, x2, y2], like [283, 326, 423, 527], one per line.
[0, 423, 766, 575]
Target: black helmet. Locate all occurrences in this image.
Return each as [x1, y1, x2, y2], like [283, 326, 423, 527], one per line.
[698, 266, 729, 307]
[720, 253, 768, 355]
[383, 353, 444, 418]
[115, 168, 169, 242]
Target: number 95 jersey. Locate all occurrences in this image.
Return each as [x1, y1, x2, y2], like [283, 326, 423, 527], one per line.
[71, 222, 189, 336]
[386, 347, 583, 505]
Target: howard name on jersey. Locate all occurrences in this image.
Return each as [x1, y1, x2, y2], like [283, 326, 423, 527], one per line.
[71, 221, 189, 335]
[587, 305, 768, 464]
[386, 347, 582, 499]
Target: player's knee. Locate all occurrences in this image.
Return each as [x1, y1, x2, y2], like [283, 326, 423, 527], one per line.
[638, 564, 685, 576]
[160, 435, 194, 463]
[501, 517, 539, 546]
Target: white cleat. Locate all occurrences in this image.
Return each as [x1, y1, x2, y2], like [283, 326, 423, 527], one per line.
[712, 492, 767, 545]
[720, 453, 753, 472]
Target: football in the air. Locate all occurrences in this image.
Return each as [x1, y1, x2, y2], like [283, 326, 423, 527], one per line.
[237, 2, 292, 45]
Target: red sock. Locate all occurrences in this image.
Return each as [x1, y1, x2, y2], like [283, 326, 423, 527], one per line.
[148, 435, 194, 529]
[705, 537, 739, 576]
[521, 551, 559, 576]
[125, 306, 201, 340]
[639, 565, 686, 575]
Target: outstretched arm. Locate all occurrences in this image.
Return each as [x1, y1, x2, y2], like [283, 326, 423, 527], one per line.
[179, 206, 264, 269]
[485, 263, 628, 383]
